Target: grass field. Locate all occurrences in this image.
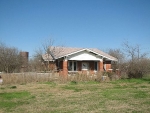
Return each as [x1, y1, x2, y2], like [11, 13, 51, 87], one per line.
[0, 78, 150, 113]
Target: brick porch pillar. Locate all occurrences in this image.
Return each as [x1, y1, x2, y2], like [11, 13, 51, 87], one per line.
[99, 61, 103, 72]
[63, 60, 68, 78]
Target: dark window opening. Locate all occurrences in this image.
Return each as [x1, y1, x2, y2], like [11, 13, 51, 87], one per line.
[94, 61, 97, 71]
[74, 62, 76, 71]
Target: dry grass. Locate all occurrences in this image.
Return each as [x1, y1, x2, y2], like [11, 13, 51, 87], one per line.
[0, 72, 106, 85]
[0, 73, 150, 113]
[0, 73, 60, 84]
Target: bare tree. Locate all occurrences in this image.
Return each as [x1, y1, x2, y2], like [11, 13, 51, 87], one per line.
[42, 38, 55, 71]
[107, 49, 124, 72]
[107, 41, 150, 78]
[0, 42, 22, 73]
[32, 38, 64, 72]
[28, 56, 45, 72]
[123, 41, 148, 61]
[122, 41, 150, 78]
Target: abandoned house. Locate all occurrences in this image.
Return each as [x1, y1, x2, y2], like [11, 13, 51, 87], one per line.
[42, 47, 117, 77]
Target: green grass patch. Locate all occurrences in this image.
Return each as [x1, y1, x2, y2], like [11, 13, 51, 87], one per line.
[102, 89, 128, 100]
[0, 91, 30, 100]
[0, 91, 34, 112]
[0, 101, 18, 110]
[133, 91, 148, 98]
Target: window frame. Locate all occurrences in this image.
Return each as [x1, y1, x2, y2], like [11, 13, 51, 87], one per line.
[68, 61, 77, 71]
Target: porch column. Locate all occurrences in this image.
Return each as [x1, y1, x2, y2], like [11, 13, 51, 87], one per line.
[99, 61, 103, 72]
[63, 60, 68, 78]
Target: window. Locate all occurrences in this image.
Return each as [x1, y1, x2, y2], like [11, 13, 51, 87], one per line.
[57, 61, 63, 69]
[74, 62, 76, 71]
[68, 61, 77, 71]
[94, 61, 98, 71]
[82, 62, 89, 70]
[68, 62, 72, 71]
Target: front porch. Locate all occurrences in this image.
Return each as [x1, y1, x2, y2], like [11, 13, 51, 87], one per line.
[56, 60, 112, 77]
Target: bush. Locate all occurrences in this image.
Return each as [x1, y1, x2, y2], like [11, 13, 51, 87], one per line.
[126, 59, 150, 78]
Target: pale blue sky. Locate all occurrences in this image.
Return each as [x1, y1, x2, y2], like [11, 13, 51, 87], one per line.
[0, 0, 150, 58]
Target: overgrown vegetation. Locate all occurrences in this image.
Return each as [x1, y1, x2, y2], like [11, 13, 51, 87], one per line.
[108, 41, 150, 79]
[0, 78, 150, 113]
[0, 72, 112, 85]
[0, 42, 23, 73]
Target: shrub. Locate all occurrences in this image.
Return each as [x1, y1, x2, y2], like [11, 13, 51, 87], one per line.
[126, 59, 150, 78]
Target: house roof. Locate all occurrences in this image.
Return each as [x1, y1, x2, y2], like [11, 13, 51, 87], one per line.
[42, 47, 118, 61]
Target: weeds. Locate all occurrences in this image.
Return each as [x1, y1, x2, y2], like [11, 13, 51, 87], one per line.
[0, 72, 104, 85]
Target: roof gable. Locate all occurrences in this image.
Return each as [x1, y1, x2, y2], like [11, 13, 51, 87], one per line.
[42, 47, 118, 61]
[67, 50, 103, 61]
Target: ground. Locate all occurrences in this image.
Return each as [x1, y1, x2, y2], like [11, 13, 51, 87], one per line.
[0, 78, 150, 113]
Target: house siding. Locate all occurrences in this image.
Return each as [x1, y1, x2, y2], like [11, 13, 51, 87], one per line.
[105, 61, 111, 71]
[106, 64, 111, 71]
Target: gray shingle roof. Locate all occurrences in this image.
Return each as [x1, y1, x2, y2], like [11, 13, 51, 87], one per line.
[42, 47, 117, 61]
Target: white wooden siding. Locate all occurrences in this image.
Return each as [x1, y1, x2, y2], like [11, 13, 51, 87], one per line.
[67, 51, 103, 61]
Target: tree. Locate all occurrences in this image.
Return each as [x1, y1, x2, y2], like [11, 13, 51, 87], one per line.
[28, 56, 45, 72]
[0, 42, 22, 73]
[32, 38, 64, 72]
[122, 41, 150, 78]
[107, 49, 125, 71]
[107, 41, 150, 78]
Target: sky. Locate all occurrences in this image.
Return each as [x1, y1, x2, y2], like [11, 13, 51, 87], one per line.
[0, 0, 150, 58]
